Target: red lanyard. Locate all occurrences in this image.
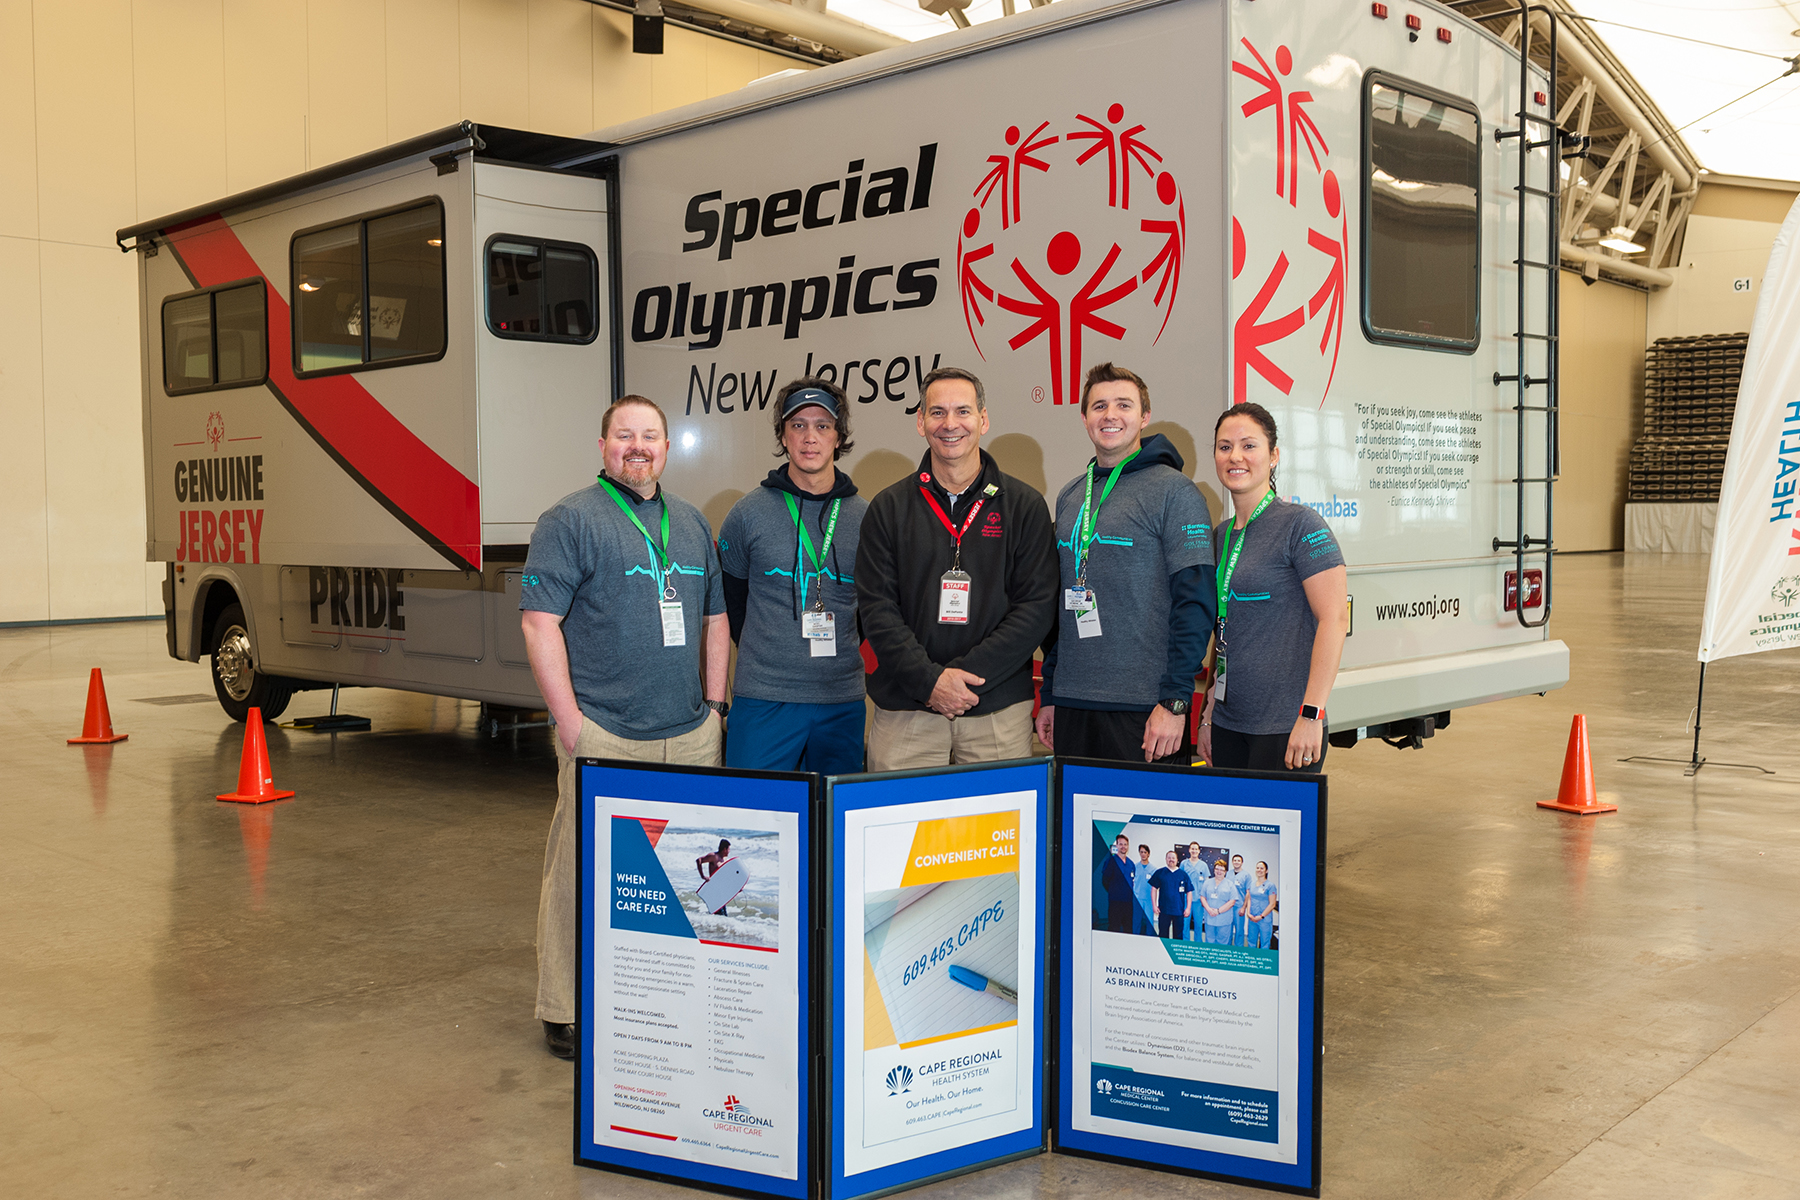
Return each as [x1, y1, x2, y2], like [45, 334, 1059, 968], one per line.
[919, 487, 987, 561]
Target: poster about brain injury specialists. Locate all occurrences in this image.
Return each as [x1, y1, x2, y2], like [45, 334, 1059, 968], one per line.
[1057, 762, 1323, 1194]
[577, 763, 813, 1198]
[830, 762, 1050, 1195]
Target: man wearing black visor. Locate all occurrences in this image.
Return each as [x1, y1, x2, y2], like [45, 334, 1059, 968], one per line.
[718, 377, 870, 774]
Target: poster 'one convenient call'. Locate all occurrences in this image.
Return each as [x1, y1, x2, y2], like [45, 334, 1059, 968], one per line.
[1058, 761, 1323, 1195]
[578, 762, 813, 1198]
[831, 761, 1050, 1197]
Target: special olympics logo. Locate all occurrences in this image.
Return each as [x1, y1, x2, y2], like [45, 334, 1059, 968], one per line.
[956, 106, 1187, 407]
[885, 1065, 914, 1095]
[205, 411, 225, 450]
[1773, 576, 1800, 608]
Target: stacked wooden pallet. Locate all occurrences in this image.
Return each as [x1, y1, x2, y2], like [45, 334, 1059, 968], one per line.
[1627, 333, 1745, 503]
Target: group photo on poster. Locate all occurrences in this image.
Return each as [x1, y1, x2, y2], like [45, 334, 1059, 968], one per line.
[837, 791, 1042, 1181]
[592, 795, 803, 1183]
[1070, 799, 1303, 1165]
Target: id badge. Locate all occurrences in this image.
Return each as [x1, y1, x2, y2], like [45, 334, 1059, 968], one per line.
[803, 610, 837, 657]
[660, 600, 686, 647]
[938, 570, 972, 625]
[1064, 587, 1093, 611]
[1213, 655, 1227, 704]
[1076, 603, 1103, 639]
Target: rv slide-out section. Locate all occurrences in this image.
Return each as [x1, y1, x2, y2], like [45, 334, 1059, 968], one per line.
[126, 126, 615, 719]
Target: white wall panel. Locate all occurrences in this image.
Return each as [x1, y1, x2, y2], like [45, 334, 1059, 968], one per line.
[591, 5, 653, 128]
[33, 0, 137, 249]
[133, 0, 229, 224]
[0, 0, 40, 241]
[528, 0, 593, 136]
[387, 0, 463, 141]
[0, 237, 50, 623]
[308, 0, 390, 167]
[223, 0, 309, 192]
[1647, 214, 1786, 343]
[39, 243, 148, 619]
[460, 0, 531, 127]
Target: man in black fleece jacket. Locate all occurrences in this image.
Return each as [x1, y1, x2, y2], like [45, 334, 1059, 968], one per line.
[856, 367, 1058, 770]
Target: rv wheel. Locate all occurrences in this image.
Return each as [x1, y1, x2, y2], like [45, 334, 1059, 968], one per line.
[210, 602, 294, 723]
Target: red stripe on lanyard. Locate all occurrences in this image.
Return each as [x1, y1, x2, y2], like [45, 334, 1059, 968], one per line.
[919, 488, 986, 551]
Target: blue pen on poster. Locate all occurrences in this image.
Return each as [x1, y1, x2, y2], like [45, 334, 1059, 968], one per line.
[948, 964, 1018, 1005]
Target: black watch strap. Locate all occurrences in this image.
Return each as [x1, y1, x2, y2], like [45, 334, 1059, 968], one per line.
[706, 700, 730, 717]
[1161, 697, 1191, 716]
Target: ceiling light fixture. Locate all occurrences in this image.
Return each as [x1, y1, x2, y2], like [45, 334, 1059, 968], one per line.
[1598, 226, 1646, 254]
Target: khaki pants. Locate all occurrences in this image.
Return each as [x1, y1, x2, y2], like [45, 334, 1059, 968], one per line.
[864, 700, 1035, 772]
[536, 712, 722, 1024]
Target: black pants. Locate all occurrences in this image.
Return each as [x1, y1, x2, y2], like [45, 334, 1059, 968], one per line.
[1057, 706, 1192, 764]
[1105, 900, 1134, 933]
[1209, 724, 1325, 773]
[1157, 911, 1182, 939]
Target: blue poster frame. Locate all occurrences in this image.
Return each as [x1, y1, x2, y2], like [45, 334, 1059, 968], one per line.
[1053, 759, 1325, 1197]
[576, 759, 819, 1199]
[825, 758, 1053, 1200]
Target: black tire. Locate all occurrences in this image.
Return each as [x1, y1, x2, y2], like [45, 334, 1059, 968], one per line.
[210, 602, 294, 722]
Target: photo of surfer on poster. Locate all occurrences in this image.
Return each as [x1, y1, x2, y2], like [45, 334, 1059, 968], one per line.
[642, 827, 779, 948]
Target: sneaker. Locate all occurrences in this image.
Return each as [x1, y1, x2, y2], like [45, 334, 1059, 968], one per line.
[543, 1021, 575, 1060]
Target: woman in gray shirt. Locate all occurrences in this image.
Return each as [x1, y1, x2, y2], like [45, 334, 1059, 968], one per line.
[1199, 403, 1349, 772]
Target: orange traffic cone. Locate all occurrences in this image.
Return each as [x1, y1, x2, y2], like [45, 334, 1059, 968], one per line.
[68, 667, 128, 744]
[217, 707, 295, 804]
[1537, 715, 1617, 815]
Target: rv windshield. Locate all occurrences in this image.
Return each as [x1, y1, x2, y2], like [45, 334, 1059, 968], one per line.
[1364, 78, 1480, 349]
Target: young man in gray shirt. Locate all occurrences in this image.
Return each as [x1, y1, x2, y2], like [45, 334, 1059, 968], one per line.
[718, 377, 868, 774]
[519, 395, 729, 1060]
[1034, 363, 1217, 763]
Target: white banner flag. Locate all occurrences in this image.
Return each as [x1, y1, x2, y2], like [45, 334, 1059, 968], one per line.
[1698, 194, 1800, 663]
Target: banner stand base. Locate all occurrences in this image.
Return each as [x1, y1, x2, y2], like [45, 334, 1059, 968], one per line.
[1617, 754, 1774, 777]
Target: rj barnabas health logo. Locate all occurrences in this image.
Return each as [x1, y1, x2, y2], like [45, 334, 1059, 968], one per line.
[886, 1065, 914, 1095]
[702, 1094, 774, 1128]
[957, 105, 1188, 407]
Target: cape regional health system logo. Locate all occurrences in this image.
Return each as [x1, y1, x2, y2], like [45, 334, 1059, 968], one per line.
[702, 1093, 774, 1129]
[886, 1064, 914, 1095]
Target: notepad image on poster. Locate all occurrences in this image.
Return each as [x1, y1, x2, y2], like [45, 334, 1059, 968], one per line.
[863, 810, 1021, 1049]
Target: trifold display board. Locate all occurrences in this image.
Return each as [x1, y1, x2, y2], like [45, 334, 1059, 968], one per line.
[1055, 759, 1324, 1195]
[575, 757, 1323, 1199]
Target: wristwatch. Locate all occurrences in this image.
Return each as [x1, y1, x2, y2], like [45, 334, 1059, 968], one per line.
[1299, 704, 1325, 722]
[1160, 697, 1191, 717]
[706, 700, 730, 718]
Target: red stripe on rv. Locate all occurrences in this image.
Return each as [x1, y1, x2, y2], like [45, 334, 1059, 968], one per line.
[169, 216, 481, 570]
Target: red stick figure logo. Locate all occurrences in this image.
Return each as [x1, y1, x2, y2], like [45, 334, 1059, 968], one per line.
[206, 411, 224, 450]
[960, 108, 1187, 403]
[1231, 40, 1349, 408]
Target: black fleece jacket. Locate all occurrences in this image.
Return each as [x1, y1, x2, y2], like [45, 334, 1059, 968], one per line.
[855, 450, 1059, 716]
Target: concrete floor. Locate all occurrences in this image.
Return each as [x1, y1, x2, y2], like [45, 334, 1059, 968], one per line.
[3, 552, 1797, 1199]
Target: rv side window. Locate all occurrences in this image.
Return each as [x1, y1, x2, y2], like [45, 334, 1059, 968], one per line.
[485, 236, 598, 344]
[1362, 76, 1480, 350]
[160, 281, 268, 395]
[292, 199, 446, 376]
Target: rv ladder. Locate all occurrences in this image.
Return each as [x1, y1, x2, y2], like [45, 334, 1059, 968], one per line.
[1491, 0, 1570, 630]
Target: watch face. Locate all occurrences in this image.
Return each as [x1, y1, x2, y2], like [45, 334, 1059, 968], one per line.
[1165, 699, 1190, 715]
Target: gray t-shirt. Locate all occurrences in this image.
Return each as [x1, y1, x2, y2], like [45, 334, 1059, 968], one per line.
[718, 485, 868, 705]
[1212, 498, 1346, 735]
[1049, 463, 1215, 708]
[520, 480, 724, 741]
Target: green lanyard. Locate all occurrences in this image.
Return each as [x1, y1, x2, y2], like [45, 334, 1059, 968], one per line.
[782, 493, 841, 612]
[598, 476, 674, 599]
[1075, 449, 1139, 585]
[1215, 489, 1276, 634]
